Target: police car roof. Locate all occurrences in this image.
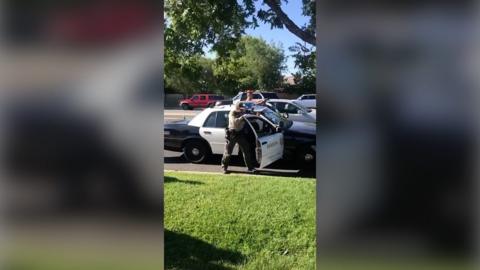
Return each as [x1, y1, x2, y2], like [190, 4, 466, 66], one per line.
[214, 103, 268, 111]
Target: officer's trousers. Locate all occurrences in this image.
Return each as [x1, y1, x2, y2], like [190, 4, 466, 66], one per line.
[221, 130, 255, 171]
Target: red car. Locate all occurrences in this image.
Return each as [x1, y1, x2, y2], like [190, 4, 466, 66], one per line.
[180, 94, 224, 110]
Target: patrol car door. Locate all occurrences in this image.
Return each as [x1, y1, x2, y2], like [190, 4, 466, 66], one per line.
[245, 116, 283, 168]
[199, 111, 229, 154]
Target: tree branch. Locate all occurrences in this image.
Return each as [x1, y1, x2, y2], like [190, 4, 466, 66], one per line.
[263, 0, 316, 45]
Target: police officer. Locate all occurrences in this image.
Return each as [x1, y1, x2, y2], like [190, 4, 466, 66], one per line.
[221, 101, 257, 174]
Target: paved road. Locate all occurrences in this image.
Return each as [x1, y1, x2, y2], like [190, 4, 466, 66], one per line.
[165, 150, 314, 177]
[164, 109, 315, 178]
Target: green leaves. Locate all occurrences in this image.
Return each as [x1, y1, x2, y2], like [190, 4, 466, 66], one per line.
[214, 36, 286, 93]
[165, 0, 249, 58]
[165, 0, 315, 95]
[166, 36, 286, 95]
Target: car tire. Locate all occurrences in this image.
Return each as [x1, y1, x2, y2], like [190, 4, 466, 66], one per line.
[297, 146, 315, 168]
[183, 140, 209, 163]
[181, 103, 190, 110]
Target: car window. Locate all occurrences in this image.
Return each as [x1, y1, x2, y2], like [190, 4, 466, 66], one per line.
[300, 95, 307, 100]
[292, 101, 309, 112]
[273, 102, 288, 113]
[308, 95, 316, 100]
[192, 95, 199, 100]
[200, 95, 206, 100]
[240, 93, 247, 101]
[253, 94, 262, 99]
[285, 103, 299, 114]
[203, 112, 217, 127]
[247, 117, 274, 138]
[215, 111, 229, 128]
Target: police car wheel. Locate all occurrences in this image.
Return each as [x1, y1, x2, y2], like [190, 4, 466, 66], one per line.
[183, 141, 208, 163]
[181, 103, 190, 110]
[297, 146, 315, 168]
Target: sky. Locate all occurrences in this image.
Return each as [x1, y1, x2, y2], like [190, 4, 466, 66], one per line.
[244, 0, 312, 75]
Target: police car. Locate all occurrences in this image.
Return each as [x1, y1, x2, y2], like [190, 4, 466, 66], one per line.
[164, 104, 316, 169]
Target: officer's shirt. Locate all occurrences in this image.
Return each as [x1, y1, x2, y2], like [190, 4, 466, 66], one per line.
[228, 109, 245, 131]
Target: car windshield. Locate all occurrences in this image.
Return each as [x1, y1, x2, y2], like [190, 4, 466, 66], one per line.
[261, 107, 292, 129]
[232, 93, 243, 101]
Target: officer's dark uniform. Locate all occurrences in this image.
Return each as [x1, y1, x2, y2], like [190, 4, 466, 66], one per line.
[221, 104, 255, 173]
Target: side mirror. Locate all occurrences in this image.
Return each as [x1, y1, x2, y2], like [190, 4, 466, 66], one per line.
[279, 121, 284, 128]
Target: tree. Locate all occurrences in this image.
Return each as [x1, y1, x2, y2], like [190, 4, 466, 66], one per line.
[165, 55, 218, 95]
[214, 36, 286, 95]
[261, 0, 315, 45]
[165, 0, 315, 58]
[286, 42, 316, 94]
[165, 0, 315, 95]
[165, 36, 286, 95]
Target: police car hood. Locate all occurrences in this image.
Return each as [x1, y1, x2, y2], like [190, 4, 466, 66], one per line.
[164, 119, 190, 127]
[285, 121, 316, 136]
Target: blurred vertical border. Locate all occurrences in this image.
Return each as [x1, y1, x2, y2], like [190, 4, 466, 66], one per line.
[2, 0, 165, 269]
[315, 0, 477, 269]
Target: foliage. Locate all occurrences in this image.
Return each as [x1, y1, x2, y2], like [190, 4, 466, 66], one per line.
[165, 0, 316, 95]
[165, 0, 315, 58]
[285, 42, 316, 95]
[165, 36, 286, 95]
[214, 36, 286, 94]
[164, 171, 316, 269]
[165, 54, 219, 95]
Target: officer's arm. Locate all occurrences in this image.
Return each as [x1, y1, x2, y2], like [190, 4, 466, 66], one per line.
[233, 115, 244, 125]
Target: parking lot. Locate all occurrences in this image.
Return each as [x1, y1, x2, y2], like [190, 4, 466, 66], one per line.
[164, 109, 315, 177]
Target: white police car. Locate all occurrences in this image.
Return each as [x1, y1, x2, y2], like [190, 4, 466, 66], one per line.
[164, 105, 316, 169]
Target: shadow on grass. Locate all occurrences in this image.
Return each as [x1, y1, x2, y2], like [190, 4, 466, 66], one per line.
[165, 230, 245, 270]
[165, 176, 204, 185]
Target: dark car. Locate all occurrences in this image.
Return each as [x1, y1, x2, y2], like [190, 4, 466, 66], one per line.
[164, 105, 315, 168]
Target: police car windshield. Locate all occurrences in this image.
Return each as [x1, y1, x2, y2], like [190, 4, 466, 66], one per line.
[261, 107, 292, 128]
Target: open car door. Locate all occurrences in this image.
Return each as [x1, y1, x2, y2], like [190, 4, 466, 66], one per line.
[244, 116, 283, 168]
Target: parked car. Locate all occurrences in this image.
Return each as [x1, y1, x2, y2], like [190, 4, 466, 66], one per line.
[164, 104, 316, 168]
[180, 94, 224, 110]
[215, 91, 279, 106]
[295, 94, 316, 109]
[266, 99, 316, 123]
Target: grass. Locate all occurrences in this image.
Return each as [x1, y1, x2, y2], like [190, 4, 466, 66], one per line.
[6, 171, 472, 270]
[164, 171, 316, 270]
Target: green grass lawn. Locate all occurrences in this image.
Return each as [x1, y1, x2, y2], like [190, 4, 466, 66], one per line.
[164, 171, 316, 270]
